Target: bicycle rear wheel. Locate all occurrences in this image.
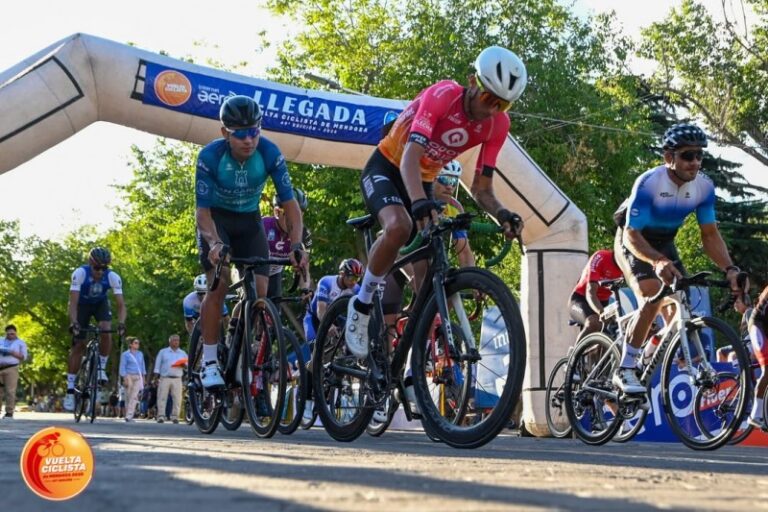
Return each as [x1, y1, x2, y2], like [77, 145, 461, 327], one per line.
[241, 299, 287, 438]
[661, 316, 750, 450]
[312, 296, 374, 442]
[220, 388, 244, 431]
[187, 322, 222, 434]
[278, 329, 307, 435]
[563, 333, 623, 445]
[73, 352, 92, 423]
[410, 268, 526, 449]
[545, 357, 572, 438]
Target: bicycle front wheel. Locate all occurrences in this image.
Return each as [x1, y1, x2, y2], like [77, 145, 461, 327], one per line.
[241, 298, 287, 438]
[73, 352, 92, 423]
[545, 357, 572, 438]
[312, 296, 374, 442]
[87, 350, 99, 423]
[410, 268, 526, 449]
[661, 316, 751, 450]
[563, 332, 623, 445]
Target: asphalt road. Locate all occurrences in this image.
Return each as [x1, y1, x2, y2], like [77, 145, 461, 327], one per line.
[2, 412, 767, 512]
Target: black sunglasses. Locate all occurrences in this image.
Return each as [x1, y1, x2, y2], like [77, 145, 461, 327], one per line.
[92, 264, 108, 271]
[677, 149, 704, 162]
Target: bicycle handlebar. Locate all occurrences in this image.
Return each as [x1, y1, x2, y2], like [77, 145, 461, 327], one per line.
[648, 271, 732, 307]
[209, 245, 306, 292]
[399, 214, 520, 267]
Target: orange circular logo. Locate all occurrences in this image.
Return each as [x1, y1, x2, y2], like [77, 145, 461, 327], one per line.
[154, 70, 192, 106]
[20, 427, 94, 501]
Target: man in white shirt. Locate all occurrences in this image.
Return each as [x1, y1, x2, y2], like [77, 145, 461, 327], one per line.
[0, 324, 29, 419]
[153, 334, 187, 423]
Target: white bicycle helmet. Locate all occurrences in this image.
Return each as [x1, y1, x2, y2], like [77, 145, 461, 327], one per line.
[193, 274, 207, 293]
[440, 160, 463, 178]
[474, 46, 527, 102]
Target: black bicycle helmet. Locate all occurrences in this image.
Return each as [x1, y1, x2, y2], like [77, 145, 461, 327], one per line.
[273, 187, 309, 211]
[219, 95, 262, 128]
[662, 123, 708, 150]
[89, 247, 112, 266]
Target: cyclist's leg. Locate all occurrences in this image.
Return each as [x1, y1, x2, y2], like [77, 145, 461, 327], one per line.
[568, 292, 602, 343]
[748, 314, 768, 427]
[95, 300, 112, 382]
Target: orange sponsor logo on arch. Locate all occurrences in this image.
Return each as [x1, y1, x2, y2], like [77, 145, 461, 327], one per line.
[20, 427, 94, 501]
[154, 70, 193, 107]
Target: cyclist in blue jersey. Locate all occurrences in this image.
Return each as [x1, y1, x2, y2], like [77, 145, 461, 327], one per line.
[183, 274, 230, 335]
[613, 123, 742, 395]
[303, 258, 363, 343]
[64, 247, 127, 412]
[195, 95, 309, 389]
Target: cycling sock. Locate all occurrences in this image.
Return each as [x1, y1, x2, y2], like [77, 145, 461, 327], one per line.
[202, 343, 219, 365]
[67, 374, 76, 390]
[357, 271, 386, 304]
[751, 397, 764, 420]
[620, 344, 641, 369]
[99, 355, 108, 368]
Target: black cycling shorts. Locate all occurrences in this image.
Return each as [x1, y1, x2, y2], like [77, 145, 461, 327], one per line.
[621, 237, 685, 283]
[568, 292, 607, 326]
[198, 208, 269, 276]
[360, 148, 433, 240]
[74, 300, 112, 342]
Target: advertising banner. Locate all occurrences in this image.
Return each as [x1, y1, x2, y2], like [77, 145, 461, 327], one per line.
[143, 62, 402, 146]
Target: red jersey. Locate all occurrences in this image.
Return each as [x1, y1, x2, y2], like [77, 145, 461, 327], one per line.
[573, 250, 622, 302]
[378, 80, 510, 182]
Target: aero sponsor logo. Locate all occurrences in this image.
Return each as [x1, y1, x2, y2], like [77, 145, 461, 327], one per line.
[154, 70, 192, 107]
[20, 427, 94, 501]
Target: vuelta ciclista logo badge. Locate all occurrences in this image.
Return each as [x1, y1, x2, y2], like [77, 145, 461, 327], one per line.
[20, 427, 94, 500]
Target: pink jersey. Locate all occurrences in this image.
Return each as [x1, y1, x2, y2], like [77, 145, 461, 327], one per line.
[573, 250, 623, 302]
[378, 80, 510, 182]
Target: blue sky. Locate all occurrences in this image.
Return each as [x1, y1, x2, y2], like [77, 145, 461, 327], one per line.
[0, 0, 764, 240]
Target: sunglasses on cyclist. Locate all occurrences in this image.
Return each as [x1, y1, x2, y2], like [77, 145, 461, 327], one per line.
[676, 149, 704, 162]
[343, 273, 361, 281]
[437, 175, 459, 187]
[476, 76, 512, 112]
[225, 126, 261, 140]
[92, 264, 108, 271]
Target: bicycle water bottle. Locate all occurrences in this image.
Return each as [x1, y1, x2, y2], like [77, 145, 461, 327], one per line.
[641, 334, 661, 366]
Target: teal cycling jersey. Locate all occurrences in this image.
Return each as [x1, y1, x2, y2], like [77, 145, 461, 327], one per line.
[195, 135, 294, 212]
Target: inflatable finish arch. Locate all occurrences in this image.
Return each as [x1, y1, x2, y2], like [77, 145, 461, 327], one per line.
[0, 33, 588, 435]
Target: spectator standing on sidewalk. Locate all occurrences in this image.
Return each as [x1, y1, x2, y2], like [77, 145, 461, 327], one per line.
[0, 325, 28, 419]
[119, 336, 146, 422]
[153, 334, 187, 423]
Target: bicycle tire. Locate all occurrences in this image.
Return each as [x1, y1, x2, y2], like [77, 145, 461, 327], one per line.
[410, 268, 526, 449]
[241, 298, 287, 438]
[278, 329, 307, 435]
[219, 388, 245, 431]
[366, 396, 399, 437]
[87, 349, 99, 423]
[187, 322, 222, 434]
[660, 316, 751, 450]
[545, 357, 572, 438]
[612, 382, 650, 443]
[73, 352, 91, 423]
[563, 332, 623, 445]
[312, 296, 375, 442]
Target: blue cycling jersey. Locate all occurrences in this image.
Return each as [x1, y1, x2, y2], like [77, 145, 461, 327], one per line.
[625, 165, 716, 241]
[70, 265, 123, 305]
[195, 136, 294, 212]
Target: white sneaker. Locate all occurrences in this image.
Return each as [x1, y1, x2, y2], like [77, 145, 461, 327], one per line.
[201, 362, 225, 389]
[63, 394, 75, 412]
[98, 370, 109, 384]
[345, 299, 370, 358]
[404, 385, 420, 416]
[612, 368, 646, 394]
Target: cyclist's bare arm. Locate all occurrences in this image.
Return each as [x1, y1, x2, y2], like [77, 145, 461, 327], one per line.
[317, 301, 328, 322]
[623, 226, 681, 284]
[184, 318, 195, 335]
[281, 199, 309, 271]
[401, 142, 439, 226]
[454, 238, 475, 268]
[114, 293, 127, 325]
[585, 282, 604, 315]
[195, 207, 225, 265]
[700, 223, 739, 287]
[470, 172, 523, 238]
[68, 290, 80, 325]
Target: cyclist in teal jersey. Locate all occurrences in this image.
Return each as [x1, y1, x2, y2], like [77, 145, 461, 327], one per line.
[195, 95, 309, 389]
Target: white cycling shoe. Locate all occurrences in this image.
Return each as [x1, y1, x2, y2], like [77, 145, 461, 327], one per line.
[345, 299, 370, 358]
[612, 367, 646, 395]
[201, 362, 225, 389]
